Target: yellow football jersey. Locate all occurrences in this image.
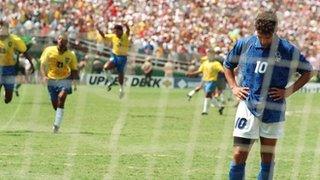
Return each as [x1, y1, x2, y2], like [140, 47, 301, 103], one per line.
[104, 33, 130, 56]
[198, 60, 224, 81]
[40, 46, 78, 80]
[0, 34, 27, 66]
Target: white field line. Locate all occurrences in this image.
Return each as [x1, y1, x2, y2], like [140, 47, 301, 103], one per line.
[145, 88, 169, 180]
[182, 94, 203, 180]
[213, 108, 233, 179]
[290, 94, 313, 179]
[310, 105, 320, 178]
[0, 142, 213, 157]
[63, 87, 88, 179]
[19, 87, 42, 175]
[1, 86, 28, 131]
[103, 87, 131, 180]
[310, 133, 320, 179]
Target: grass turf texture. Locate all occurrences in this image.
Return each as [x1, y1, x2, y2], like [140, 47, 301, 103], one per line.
[0, 84, 319, 179]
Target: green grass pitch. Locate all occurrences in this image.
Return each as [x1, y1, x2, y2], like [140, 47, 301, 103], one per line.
[0, 84, 319, 179]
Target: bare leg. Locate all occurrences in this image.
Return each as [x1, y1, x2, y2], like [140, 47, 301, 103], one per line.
[258, 137, 277, 180]
[229, 137, 255, 180]
[104, 61, 115, 91]
[4, 89, 13, 104]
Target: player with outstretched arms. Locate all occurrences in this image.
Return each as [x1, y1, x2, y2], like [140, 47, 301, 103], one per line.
[187, 51, 225, 115]
[97, 23, 130, 99]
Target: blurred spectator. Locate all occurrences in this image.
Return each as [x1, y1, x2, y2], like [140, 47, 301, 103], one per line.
[126, 56, 136, 75]
[91, 57, 104, 74]
[143, 41, 154, 55]
[163, 60, 174, 77]
[78, 54, 90, 82]
[141, 56, 153, 82]
[187, 59, 198, 78]
[0, 0, 318, 66]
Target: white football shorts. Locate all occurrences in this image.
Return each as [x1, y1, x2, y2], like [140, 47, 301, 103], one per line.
[233, 101, 284, 139]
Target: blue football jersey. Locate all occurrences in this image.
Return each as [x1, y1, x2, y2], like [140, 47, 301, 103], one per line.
[224, 35, 312, 123]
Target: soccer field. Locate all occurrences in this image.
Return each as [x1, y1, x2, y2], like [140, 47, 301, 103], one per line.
[0, 84, 319, 179]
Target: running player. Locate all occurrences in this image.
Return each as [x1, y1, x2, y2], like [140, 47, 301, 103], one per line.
[186, 53, 225, 115]
[0, 20, 34, 103]
[40, 34, 78, 133]
[187, 49, 211, 101]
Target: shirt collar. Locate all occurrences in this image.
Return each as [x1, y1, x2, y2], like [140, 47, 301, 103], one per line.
[254, 35, 280, 49]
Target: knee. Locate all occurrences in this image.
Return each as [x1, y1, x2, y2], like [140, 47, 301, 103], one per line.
[57, 99, 65, 108]
[261, 145, 276, 163]
[103, 62, 110, 70]
[57, 96, 66, 107]
[261, 152, 275, 163]
[233, 149, 248, 164]
[103, 65, 108, 71]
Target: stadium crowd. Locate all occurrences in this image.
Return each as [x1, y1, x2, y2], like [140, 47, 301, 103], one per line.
[0, 0, 319, 71]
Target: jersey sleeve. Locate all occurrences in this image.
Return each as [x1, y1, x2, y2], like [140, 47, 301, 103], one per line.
[290, 47, 313, 74]
[198, 63, 204, 72]
[223, 39, 245, 69]
[69, 51, 78, 70]
[217, 62, 224, 72]
[297, 52, 313, 74]
[104, 34, 114, 42]
[12, 35, 27, 53]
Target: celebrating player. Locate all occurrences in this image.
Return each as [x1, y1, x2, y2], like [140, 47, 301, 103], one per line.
[0, 20, 34, 104]
[224, 10, 313, 179]
[186, 52, 208, 101]
[187, 50, 225, 115]
[40, 34, 78, 133]
[97, 23, 130, 99]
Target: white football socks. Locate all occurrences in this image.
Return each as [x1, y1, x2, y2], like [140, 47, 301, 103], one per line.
[54, 108, 64, 127]
[105, 70, 113, 86]
[211, 97, 222, 108]
[219, 93, 225, 104]
[188, 90, 196, 96]
[203, 98, 210, 113]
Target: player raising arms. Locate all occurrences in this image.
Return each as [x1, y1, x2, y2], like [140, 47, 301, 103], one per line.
[0, 20, 34, 104]
[97, 23, 130, 99]
[224, 10, 312, 179]
[186, 51, 225, 115]
[40, 34, 78, 133]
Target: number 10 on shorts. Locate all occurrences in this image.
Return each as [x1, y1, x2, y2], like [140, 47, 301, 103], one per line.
[235, 117, 248, 129]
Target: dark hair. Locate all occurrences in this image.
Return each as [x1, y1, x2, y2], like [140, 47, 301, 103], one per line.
[0, 20, 9, 27]
[255, 19, 277, 35]
[255, 10, 278, 35]
[114, 25, 123, 31]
